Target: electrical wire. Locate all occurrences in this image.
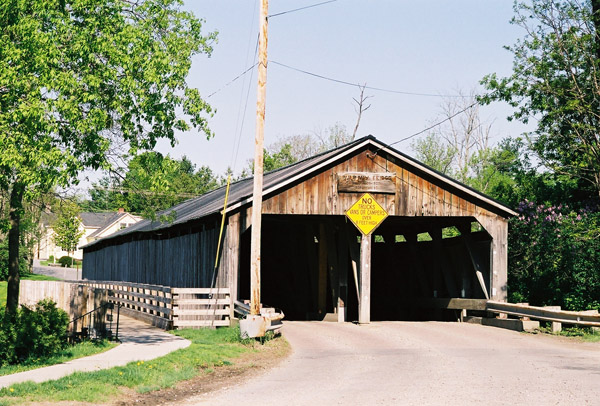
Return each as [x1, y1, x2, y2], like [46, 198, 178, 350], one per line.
[231, 34, 260, 173]
[207, 62, 258, 99]
[268, 0, 338, 18]
[270, 60, 471, 98]
[90, 185, 201, 199]
[385, 101, 480, 147]
[366, 155, 479, 214]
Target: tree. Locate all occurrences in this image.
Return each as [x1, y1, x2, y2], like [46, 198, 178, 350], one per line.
[263, 144, 297, 172]
[485, 137, 590, 208]
[52, 202, 84, 268]
[1, 1, 216, 314]
[85, 153, 223, 218]
[1, 188, 53, 281]
[481, 0, 600, 197]
[411, 91, 501, 194]
[243, 143, 297, 176]
[243, 124, 354, 176]
[411, 133, 456, 175]
[314, 123, 353, 151]
[351, 84, 373, 141]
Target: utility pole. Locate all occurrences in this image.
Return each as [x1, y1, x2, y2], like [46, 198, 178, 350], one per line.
[250, 0, 268, 316]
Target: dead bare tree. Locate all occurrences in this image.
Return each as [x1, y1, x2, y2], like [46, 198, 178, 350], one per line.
[351, 84, 373, 141]
[434, 89, 493, 183]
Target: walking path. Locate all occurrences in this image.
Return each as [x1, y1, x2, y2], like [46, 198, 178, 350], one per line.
[0, 316, 190, 389]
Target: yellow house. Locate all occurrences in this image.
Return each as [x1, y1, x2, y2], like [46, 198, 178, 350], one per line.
[37, 209, 142, 260]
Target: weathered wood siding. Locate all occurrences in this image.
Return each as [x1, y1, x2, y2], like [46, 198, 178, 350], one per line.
[260, 148, 509, 301]
[83, 219, 230, 289]
[263, 149, 499, 219]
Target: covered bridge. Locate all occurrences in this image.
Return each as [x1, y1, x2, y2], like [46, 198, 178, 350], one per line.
[83, 135, 516, 323]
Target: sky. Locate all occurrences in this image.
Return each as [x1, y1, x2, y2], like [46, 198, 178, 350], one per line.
[85, 0, 532, 185]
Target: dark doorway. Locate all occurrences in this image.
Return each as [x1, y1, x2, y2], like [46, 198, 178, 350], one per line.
[238, 215, 491, 322]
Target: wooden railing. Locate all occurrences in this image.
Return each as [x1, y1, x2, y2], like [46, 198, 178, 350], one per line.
[171, 287, 232, 328]
[77, 281, 231, 329]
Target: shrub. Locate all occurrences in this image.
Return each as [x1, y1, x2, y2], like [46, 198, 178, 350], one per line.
[509, 201, 600, 311]
[0, 239, 30, 281]
[0, 312, 17, 366]
[0, 299, 69, 366]
[57, 256, 80, 268]
[48, 255, 54, 263]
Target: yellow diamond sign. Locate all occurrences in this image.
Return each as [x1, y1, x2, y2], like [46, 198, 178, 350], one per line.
[345, 193, 389, 235]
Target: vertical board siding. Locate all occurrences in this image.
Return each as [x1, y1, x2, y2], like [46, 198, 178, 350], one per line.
[261, 149, 501, 220]
[83, 220, 221, 288]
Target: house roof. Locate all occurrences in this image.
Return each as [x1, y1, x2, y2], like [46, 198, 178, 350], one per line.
[86, 213, 131, 239]
[80, 212, 122, 228]
[83, 135, 516, 249]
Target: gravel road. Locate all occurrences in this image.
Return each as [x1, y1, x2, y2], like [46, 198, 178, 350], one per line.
[185, 321, 600, 406]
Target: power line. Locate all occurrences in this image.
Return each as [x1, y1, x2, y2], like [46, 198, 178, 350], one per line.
[367, 157, 477, 214]
[268, 0, 338, 18]
[207, 62, 258, 98]
[270, 60, 471, 98]
[386, 101, 480, 147]
[91, 185, 202, 199]
[231, 34, 260, 173]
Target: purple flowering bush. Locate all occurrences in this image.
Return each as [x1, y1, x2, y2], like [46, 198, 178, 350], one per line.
[509, 200, 600, 310]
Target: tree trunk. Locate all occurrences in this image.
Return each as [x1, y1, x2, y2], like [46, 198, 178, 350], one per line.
[6, 182, 25, 316]
[593, 0, 600, 60]
[593, 0, 600, 198]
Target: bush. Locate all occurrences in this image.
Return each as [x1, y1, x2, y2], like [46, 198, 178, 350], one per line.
[48, 255, 54, 263]
[57, 256, 81, 268]
[0, 299, 69, 366]
[0, 312, 17, 366]
[509, 201, 600, 311]
[0, 239, 30, 281]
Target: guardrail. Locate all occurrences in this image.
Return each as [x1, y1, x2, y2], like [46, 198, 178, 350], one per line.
[486, 301, 600, 327]
[77, 281, 231, 329]
[415, 297, 600, 329]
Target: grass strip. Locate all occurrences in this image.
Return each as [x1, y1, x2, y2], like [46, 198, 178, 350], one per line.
[21, 274, 62, 281]
[0, 340, 118, 377]
[537, 325, 600, 342]
[0, 327, 259, 405]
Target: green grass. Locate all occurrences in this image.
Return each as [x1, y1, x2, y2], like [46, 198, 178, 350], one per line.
[0, 281, 6, 309]
[40, 260, 81, 269]
[560, 327, 600, 342]
[538, 325, 600, 342]
[0, 327, 263, 405]
[22, 274, 62, 281]
[0, 340, 117, 377]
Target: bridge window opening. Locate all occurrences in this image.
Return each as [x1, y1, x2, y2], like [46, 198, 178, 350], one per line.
[471, 221, 483, 232]
[417, 232, 432, 241]
[442, 226, 461, 239]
